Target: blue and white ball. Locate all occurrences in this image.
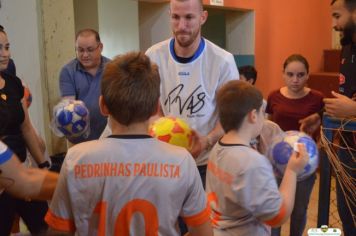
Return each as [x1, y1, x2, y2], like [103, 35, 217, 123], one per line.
[267, 130, 319, 181]
[55, 100, 89, 139]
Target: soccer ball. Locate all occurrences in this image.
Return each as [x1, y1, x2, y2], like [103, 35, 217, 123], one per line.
[54, 100, 90, 139]
[267, 130, 319, 181]
[149, 117, 193, 150]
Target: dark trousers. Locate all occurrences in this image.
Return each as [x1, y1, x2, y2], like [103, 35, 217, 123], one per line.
[0, 192, 48, 235]
[271, 173, 316, 236]
[336, 149, 356, 236]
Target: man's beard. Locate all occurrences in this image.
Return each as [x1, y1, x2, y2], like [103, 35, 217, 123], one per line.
[174, 30, 200, 48]
[340, 20, 356, 46]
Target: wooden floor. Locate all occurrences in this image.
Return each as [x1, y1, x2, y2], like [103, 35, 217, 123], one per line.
[280, 174, 342, 236]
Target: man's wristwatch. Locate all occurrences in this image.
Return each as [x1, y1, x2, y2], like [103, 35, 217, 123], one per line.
[38, 160, 51, 169]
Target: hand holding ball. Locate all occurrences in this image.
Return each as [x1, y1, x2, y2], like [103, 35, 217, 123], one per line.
[149, 117, 193, 150]
[268, 131, 318, 181]
[52, 100, 90, 141]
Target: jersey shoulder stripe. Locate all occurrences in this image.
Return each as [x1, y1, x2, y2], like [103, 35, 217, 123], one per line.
[45, 209, 76, 232]
[182, 205, 210, 227]
[0, 142, 13, 165]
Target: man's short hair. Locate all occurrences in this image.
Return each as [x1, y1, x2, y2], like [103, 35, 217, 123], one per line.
[238, 65, 258, 85]
[331, 0, 339, 5]
[101, 52, 160, 126]
[217, 80, 263, 133]
[171, 0, 204, 10]
[345, 0, 356, 11]
[75, 28, 101, 42]
[331, 0, 356, 11]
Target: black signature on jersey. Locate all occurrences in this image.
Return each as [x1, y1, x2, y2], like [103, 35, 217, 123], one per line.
[164, 84, 205, 115]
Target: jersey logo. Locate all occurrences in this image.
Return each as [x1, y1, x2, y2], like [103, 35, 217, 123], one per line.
[164, 84, 206, 115]
[178, 71, 190, 76]
[0, 93, 6, 101]
[338, 73, 345, 85]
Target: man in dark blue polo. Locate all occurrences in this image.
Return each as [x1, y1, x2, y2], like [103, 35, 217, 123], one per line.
[59, 29, 110, 144]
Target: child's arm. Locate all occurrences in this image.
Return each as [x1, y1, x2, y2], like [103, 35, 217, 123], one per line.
[190, 121, 224, 158]
[187, 221, 213, 236]
[264, 143, 309, 227]
[1, 149, 58, 201]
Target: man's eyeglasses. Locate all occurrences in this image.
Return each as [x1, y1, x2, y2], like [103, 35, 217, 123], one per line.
[75, 44, 100, 54]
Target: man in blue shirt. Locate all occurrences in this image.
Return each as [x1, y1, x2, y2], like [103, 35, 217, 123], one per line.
[59, 29, 110, 144]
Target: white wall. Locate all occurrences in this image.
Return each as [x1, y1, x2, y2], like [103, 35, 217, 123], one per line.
[139, 2, 171, 51]
[226, 10, 255, 55]
[98, 0, 140, 58]
[0, 0, 46, 138]
[74, 0, 99, 32]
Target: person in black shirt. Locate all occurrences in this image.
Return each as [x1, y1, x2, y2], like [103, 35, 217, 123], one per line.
[0, 99, 58, 200]
[0, 26, 49, 235]
[301, 1, 356, 235]
[326, 2, 356, 236]
[326, 0, 356, 117]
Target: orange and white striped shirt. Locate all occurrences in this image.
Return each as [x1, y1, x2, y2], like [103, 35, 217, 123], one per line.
[46, 135, 209, 235]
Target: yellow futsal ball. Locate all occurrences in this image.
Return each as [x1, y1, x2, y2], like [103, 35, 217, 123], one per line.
[149, 117, 193, 150]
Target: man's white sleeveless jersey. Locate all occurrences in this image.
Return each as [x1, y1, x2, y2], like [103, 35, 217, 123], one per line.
[206, 143, 282, 236]
[45, 135, 209, 235]
[146, 38, 239, 166]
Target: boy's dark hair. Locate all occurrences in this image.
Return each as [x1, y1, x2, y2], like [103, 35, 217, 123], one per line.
[283, 54, 309, 73]
[101, 52, 160, 126]
[75, 28, 101, 42]
[217, 80, 263, 133]
[238, 65, 257, 85]
[0, 99, 9, 136]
